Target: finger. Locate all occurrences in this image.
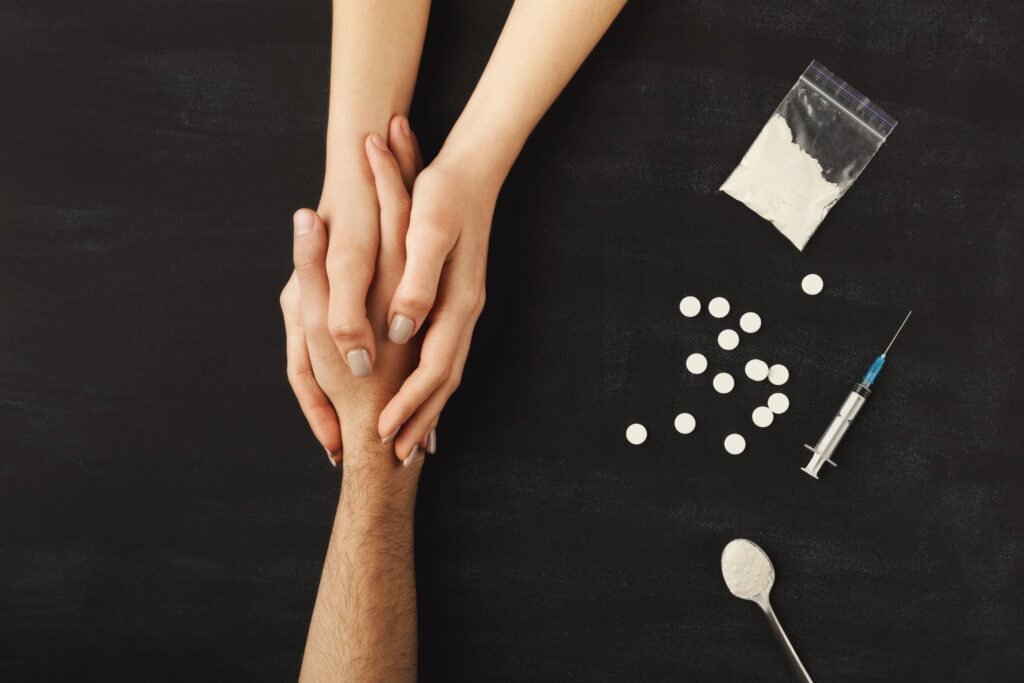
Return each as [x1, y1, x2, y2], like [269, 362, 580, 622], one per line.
[394, 331, 472, 466]
[387, 217, 456, 345]
[293, 210, 339, 356]
[365, 133, 412, 286]
[377, 313, 462, 441]
[388, 115, 424, 190]
[322, 210, 378, 378]
[281, 273, 342, 464]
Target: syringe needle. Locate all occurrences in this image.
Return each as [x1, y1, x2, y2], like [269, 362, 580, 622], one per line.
[882, 310, 912, 356]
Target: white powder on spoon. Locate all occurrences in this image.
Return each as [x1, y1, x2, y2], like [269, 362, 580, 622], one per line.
[721, 114, 842, 250]
[721, 539, 773, 599]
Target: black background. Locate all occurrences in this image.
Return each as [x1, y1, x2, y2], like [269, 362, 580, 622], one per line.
[2, 1, 1022, 680]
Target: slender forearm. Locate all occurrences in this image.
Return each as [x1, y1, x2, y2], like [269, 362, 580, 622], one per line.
[300, 439, 420, 682]
[438, 0, 628, 189]
[324, 0, 431, 178]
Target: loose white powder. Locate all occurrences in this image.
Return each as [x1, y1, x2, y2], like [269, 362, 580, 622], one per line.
[721, 539, 773, 599]
[721, 114, 842, 250]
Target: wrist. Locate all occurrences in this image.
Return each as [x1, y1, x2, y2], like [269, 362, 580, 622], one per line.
[434, 126, 514, 201]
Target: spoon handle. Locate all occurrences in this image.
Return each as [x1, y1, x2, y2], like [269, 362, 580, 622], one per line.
[763, 603, 813, 683]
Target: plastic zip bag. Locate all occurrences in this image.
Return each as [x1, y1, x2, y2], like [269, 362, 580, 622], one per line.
[720, 61, 897, 250]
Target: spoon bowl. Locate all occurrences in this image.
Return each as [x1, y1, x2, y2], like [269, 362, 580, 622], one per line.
[721, 539, 813, 682]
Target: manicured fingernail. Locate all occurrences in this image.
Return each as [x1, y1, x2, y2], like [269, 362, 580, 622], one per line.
[388, 314, 415, 344]
[370, 133, 388, 151]
[426, 428, 437, 455]
[381, 427, 399, 444]
[346, 348, 372, 377]
[402, 445, 420, 468]
[294, 211, 313, 236]
[400, 118, 411, 137]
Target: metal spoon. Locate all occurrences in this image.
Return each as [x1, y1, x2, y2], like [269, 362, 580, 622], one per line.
[721, 539, 813, 683]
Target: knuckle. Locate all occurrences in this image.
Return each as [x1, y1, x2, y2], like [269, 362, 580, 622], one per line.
[327, 316, 363, 342]
[397, 285, 435, 314]
[411, 221, 454, 256]
[426, 363, 450, 387]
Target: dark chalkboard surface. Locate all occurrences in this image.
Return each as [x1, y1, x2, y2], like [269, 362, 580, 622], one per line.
[2, 1, 1022, 680]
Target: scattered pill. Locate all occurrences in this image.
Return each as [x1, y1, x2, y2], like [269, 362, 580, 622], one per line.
[679, 296, 701, 317]
[739, 312, 762, 333]
[801, 273, 824, 295]
[768, 364, 790, 385]
[626, 423, 647, 445]
[724, 433, 746, 455]
[718, 329, 740, 351]
[686, 352, 708, 374]
[674, 413, 696, 434]
[713, 372, 735, 394]
[752, 406, 774, 428]
[744, 359, 769, 382]
[708, 297, 730, 318]
[767, 392, 790, 414]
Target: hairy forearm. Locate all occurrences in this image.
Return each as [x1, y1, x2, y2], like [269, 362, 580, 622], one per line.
[300, 438, 420, 682]
[438, 0, 628, 190]
[324, 0, 430, 178]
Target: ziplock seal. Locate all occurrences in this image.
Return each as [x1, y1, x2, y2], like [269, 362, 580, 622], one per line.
[799, 60, 897, 141]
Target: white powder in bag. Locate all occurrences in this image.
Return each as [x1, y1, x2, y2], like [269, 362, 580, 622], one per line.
[720, 114, 842, 250]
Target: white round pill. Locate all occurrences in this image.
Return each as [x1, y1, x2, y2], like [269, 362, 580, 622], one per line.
[713, 372, 735, 394]
[679, 296, 701, 317]
[708, 297, 730, 318]
[801, 274, 824, 295]
[686, 352, 708, 375]
[767, 392, 790, 414]
[626, 423, 647, 445]
[768, 364, 790, 385]
[717, 329, 740, 351]
[724, 433, 746, 455]
[744, 359, 769, 382]
[739, 312, 762, 333]
[752, 406, 774, 428]
[674, 413, 696, 434]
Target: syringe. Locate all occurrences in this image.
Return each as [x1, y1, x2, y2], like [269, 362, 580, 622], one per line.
[802, 311, 912, 479]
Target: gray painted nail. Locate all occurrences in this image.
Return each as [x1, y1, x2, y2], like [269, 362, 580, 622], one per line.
[402, 445, 420, 468]
[426, 429, 437, 454]
[346, 348, 372, 377]
[381, 427, 399, 444]
[388, 314, 415, 344]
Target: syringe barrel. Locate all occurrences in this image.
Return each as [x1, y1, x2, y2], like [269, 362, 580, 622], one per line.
[810, 383, 871, 461]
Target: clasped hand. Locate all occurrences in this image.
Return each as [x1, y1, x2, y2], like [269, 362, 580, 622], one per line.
[280, 116, 494, 467]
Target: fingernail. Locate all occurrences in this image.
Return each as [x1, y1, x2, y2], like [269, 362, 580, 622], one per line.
[346, 348, 372, 377]
[426, 428, 437, 455]
[370, 133, 388, 151]
[293, 211, 313, 236]
[327, 452, 340, 467]
[381, 427, 399, 444]
[402, 445, 420, 468]
[388, 314, 415, 344]
[400, 118, 411, 137]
